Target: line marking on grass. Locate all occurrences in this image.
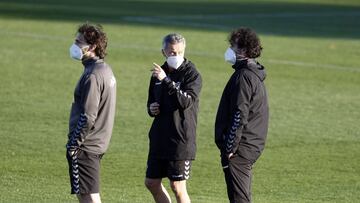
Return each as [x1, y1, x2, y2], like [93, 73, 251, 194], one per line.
[122, 11, 360, 31]
[0, 30, 359, 73]
[264, 59, 360, 72]
[122, 16, 230, 30]
[185, 51, 360, 73]
[0, 30, 68, 41]
[124, 11, 360, 20]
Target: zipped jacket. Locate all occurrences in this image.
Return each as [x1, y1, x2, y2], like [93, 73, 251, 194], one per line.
[147, 58, 202, 160]
[67, 57, 116, 154]
[215, 59, 269, 163]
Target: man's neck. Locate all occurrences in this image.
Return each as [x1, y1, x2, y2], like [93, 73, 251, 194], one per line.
[168, 67, 175, 73]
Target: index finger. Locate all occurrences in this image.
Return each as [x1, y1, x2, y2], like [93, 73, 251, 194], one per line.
[153, 62, 162, 69]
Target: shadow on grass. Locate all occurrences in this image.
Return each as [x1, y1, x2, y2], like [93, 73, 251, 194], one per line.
[0, 0, 359, 39]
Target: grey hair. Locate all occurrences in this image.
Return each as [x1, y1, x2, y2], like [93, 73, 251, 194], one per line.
[162, 33, 186, 49]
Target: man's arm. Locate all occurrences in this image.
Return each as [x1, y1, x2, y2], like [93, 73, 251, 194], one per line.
[67, 74, 101, 150]
[162, 69, 202, 110]
[147, 76, 159, 117]
[224, 72, 252, 156]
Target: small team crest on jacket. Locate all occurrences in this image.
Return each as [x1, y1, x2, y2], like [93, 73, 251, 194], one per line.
[109, 76, 116, 87]
[175, 82, 181, 90]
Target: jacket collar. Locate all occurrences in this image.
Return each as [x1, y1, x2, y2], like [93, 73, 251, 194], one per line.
[231, 58, 249, 70]
[232, 58, 266, 81]
[82, 56, 103, 67]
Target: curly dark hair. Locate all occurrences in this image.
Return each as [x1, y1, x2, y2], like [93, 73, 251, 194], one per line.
[228, 27, 262, 58]
[78, 23, 108, 59]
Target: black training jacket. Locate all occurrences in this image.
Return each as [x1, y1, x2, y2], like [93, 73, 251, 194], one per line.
[147, 58, 202, 160]
[215, 59, 269, 163]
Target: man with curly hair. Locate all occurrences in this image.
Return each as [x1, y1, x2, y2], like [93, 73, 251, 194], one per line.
[66, 23, 116, 203]
[215, 27, 269, 203]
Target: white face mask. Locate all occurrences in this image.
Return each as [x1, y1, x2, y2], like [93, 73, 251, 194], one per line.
[224, 47, 236, 65]
[166, 55, 184, 70]
[69, 43, 87, 60]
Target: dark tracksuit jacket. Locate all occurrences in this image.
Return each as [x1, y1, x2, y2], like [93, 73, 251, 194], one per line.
[67, 57, 116, 155]
[147, 58, 202, 160]
[215, 59, 269, 163]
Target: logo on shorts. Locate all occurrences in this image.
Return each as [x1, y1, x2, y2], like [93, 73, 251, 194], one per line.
[184, 160, 190, 179]
[172, 174, 184, 178]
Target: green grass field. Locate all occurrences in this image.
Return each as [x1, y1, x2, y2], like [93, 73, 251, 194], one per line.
[0, 0, 359, 202]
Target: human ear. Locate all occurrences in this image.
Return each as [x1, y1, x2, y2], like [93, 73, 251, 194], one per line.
[161, 49, 167, 58]
[89, 45, 96, 52]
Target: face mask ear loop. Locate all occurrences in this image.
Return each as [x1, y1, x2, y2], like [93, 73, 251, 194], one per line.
[82, 45, 90, 55]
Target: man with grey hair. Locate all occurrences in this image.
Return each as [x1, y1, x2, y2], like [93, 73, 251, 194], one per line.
[145, 33, 202, 203]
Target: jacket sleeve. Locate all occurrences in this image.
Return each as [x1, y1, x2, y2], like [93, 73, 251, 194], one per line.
[224, 72, 252, 154]
[162, 69, 202, 110]
[214, 99, 228, 151]
[67, 74, 101, 149]
[147, 76, 156, 117]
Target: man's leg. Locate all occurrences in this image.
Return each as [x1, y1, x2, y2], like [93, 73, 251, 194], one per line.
[170, 180, 190, 203]
[145, 158, 171, 203]
[222, 155, 253, 203]
[145, 178, 172, 203]
[77, 193, 101, 203]
[67, 150, 103, 203]
[168, 160, 192, 203]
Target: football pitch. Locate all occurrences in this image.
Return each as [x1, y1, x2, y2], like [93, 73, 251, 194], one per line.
[0, 0, 359, 202]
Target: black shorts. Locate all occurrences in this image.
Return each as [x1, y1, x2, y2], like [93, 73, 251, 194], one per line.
[146, 159, 192, 181]
[66, 149, 103, 194]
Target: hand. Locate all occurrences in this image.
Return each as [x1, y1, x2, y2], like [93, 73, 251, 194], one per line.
[68, 148, 78, 156]
[151, 63, 166, 81]
[149, 102, 160, 116]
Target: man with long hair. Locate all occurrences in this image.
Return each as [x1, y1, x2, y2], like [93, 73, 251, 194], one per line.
[66, 23, 116, 203]
[215, 27, 269, 203]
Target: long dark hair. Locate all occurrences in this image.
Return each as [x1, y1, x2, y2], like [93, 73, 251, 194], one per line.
[78, 23, 108, 59]
[228, 27, 263, 58]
